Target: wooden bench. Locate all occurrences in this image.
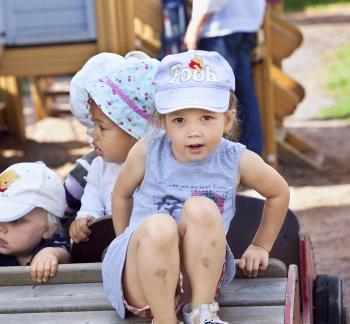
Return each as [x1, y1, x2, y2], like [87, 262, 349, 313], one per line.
[0, 258, 300, 323]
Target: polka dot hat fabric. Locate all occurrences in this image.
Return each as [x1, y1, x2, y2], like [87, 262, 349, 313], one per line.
[84, 52, 160, 140]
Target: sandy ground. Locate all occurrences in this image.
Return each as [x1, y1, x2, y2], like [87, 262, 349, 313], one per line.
[0, 4, 349, 312]
[282, 5, 350, 309]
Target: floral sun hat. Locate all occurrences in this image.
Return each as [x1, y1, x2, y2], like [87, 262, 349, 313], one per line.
[70, 52, 125, 135]
[84, 51, 160, 140]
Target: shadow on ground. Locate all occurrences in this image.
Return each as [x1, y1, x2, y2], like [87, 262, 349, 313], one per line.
[0, 135, 89, 171]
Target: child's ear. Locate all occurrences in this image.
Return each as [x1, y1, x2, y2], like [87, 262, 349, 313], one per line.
[42, 224, 58, 240]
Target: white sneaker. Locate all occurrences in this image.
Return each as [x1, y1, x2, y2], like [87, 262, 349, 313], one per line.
[151, 321, 184, 324]
[183, 302, 228, 324]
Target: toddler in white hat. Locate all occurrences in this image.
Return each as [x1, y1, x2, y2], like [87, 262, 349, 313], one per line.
[67, 51, 159, 258]
[0, 162, 70, 282]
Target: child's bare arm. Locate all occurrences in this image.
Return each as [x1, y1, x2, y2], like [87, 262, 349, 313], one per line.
[112, 139, 147, 236]
[30, 247, 70, 283]
[69, 216, 95, 243]
[238, 150, 290, 276]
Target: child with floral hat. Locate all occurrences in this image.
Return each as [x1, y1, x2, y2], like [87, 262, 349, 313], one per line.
[102, 50, 289, 323]
[68, 52, 159, 252]
[0, 162, 70, 282]
[63, 53, 126, 221]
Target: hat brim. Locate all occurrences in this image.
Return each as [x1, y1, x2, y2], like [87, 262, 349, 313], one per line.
[155, 87, 230, 114]
[0, 200, 35, 222]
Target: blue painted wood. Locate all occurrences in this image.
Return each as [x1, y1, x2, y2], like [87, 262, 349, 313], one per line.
[0, 4, 4, 45]
[2, 0, 96, 46]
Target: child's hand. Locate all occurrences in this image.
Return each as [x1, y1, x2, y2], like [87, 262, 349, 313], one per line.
[69, 216, 95, 243]
[238, 244, 269, 278]
[30, 247, 61, 282]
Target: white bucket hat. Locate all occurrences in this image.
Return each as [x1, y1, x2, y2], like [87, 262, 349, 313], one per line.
[69, 52, 125, 134]
[154, 50, 235, 114]
[0, 162, 66, 222]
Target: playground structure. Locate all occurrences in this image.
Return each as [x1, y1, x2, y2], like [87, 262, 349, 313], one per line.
[0, 0, 325, 170]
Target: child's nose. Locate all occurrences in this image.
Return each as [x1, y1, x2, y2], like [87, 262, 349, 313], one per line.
[92, 126, 98, 139]
[187, 124, 202, 137]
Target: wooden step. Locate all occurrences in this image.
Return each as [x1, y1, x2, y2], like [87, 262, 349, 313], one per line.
[0, 306, 286, 324]
[271, 65, 305, 120]
[270, 11, 303, 62]
[0, 260, 297, 324]
[0, 259, 287, 286]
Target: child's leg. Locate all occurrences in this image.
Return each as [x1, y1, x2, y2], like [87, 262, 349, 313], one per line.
[178, 196, 226, 310]
[123, 213, 180, 323]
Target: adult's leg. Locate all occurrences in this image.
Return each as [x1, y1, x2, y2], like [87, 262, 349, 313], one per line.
[227, 32, 264, 155]
[199, 33, 264, 155]
[123, 214, 180, 323]
[178, 196, 226, 310]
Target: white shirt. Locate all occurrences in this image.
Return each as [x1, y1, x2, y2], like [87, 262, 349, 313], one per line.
[193, 0, 266, 38]
[76, 157, 121, 219]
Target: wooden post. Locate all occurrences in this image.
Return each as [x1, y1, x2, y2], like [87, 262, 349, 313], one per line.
[254, 7, 277, 167]
[95, 0, 135, 54]
[29, 77, 48, 121]
[0, 76, 25, 141]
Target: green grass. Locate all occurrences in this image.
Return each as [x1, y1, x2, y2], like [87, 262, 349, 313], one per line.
[284, 0, 350, 12]
[318, 44, 350, 120]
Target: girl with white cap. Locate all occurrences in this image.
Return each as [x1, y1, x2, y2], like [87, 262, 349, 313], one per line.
[102, 50, 290, 324]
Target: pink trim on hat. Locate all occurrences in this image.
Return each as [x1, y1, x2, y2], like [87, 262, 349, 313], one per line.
[105, 78, 149, 120]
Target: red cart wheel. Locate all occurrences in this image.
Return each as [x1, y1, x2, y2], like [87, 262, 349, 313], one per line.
[314, 275, 343, 324]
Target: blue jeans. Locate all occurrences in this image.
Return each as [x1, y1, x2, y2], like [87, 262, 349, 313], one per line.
[198, 32, 264, 155]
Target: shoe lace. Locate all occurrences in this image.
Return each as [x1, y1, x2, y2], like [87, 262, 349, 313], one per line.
[190, 302, 228, 324]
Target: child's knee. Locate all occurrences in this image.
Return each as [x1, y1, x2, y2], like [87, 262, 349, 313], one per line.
[183, 196, 221, 226]
[142, 214, 178, 249]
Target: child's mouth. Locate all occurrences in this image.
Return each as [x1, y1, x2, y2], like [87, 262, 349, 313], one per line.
[187, 144, 204, 153]
[0, 238, 7, 246]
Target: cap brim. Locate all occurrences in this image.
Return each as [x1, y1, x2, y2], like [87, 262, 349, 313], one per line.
[0, 200, 35, 222]
[155, 87, 230, 114]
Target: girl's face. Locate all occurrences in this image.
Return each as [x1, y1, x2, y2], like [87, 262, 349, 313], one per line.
[164, 108, 234, 163]
[0, 208, 51, 256]
[90, 102, 136, 163]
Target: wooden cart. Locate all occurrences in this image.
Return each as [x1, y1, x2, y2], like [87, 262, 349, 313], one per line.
[0, 196, 348, 323]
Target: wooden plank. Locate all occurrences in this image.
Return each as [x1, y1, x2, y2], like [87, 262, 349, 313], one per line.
[299, 231, 317, 324]
[0, 76, 25, 141]
[0, 44, 97, 76]
[133, 0, 162, 33]
[0, 278, 286, 313]
[95, 0, 134, 55]
[29, 77, 48, 121]
[277, 136, 325, 171]
[236, 258, 287, 278]
[284, 265, 301, 324]
[0, 101, 7, 131]
[219, 278, 286, 306]
[0, 263, 102, 286]
[270, 11, 303, 64]
[0, 306, 285, 324]
[0, 258, 286, 286]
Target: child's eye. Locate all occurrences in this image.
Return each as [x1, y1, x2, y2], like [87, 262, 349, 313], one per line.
[173, 117, 184, 123]
[202, 115, 214, 121]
